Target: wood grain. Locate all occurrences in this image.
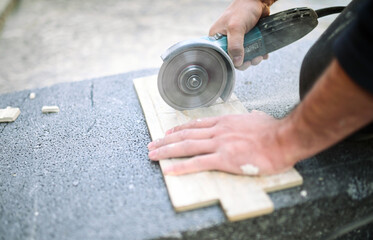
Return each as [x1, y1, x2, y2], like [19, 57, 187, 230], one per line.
[134, 75, 303, 222]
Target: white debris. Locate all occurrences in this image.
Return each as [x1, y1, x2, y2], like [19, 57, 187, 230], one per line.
[300, 190, 307, 197]
[29, 92, 36, 99]
[240, 164, 259, 176]
[0, 106, 21, 122]
[42, 106, 59, 113]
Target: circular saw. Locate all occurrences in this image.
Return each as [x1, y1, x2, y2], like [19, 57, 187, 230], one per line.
[158, 7, 344, 110]
[158, 39, 235, 110]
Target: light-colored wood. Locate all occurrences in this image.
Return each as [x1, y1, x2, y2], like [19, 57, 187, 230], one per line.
[0, 106, 20, 122]
[42, 106, 60, 113]
[134, 75, 303, 222]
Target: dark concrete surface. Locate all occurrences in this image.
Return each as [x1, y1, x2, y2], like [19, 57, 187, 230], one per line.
[1, 39, 372, 240]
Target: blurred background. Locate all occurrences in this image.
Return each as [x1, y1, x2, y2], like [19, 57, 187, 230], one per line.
[0, 0, 351, 94]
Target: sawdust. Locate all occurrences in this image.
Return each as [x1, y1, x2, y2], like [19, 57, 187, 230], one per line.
[240, 164, 259, 175]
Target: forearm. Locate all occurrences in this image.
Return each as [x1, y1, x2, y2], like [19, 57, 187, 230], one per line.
[278, 59, 373, 164]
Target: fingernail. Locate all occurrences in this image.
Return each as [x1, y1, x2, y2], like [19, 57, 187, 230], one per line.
[148, 150, 157, 159]
[147, 142, 155, 150]
[233, 56, 243, 67]
[165, 128, 173, 135]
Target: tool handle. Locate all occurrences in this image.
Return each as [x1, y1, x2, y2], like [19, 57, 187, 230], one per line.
[212, 7, 318, 62]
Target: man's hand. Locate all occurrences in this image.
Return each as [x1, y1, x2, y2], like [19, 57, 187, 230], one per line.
[209, 0, 271, 70]
[148, 59, 373, 177]
[148, 111, 296, 176]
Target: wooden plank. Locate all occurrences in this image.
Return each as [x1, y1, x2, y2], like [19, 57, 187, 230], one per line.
[133, 75, 302, 222]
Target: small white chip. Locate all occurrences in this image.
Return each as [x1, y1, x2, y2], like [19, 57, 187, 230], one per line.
[300, 190, 307, 197]
[0, 107, 21, 122]
[29, 92, 36, 99]
[42, 106, 59, 113]
[240, 164, 259, 176]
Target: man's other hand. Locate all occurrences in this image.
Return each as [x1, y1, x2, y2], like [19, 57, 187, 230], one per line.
[148, 111, 295, 176]
[209, 0, 270, 70]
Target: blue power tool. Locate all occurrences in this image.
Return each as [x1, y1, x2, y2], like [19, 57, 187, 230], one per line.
[158, 7, 341, 110]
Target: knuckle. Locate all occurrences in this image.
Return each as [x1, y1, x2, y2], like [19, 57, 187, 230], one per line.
[159, 143, 175, 157]
[210, 128, 218, 138]
[227, 21, 243, 33]
[217, 135, 239, 154]
[178, 129, 189, 140]
[183, 139, 193, 149]
[215, 125, 231, 135]
[191, 119, 201, 127]
[159, 145, 169, 155]
[228, 45, 243, 56]
[156, 147, 165, 158]
[157, 138, 166, 147]
[206, 138, 219, 152]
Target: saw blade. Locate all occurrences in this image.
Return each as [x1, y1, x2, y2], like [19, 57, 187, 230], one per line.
[158, 47, 228, 110]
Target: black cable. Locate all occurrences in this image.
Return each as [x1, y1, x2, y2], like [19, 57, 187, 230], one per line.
[323, 212, 373, 240]
[315, 7, 346, 18]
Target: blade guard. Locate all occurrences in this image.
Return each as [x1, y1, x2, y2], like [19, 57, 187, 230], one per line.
[159, 39, 236, 104]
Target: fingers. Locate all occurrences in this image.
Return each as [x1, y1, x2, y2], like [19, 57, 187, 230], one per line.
[162, 154, 219, 175]
[148, 128, 213, 151]
[236, 54, 269, 70]
[237, 61, 252, 71]
[210, 18, 247, 67]
[251, 56, 263, 66]
[163, 154, 247, 176]
[148, 139, 216, 161]
[209, 24, 227, 39]
[227, 25, 246, 67]
[165, 117, 218, 135]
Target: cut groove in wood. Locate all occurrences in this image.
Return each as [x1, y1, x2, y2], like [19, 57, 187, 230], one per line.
[134, 75, 303, 222]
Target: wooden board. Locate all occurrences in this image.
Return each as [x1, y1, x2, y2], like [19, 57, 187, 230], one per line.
[133, 75, 303, 222]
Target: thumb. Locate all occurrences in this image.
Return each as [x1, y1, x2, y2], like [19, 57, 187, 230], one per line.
[227, 26, 245, 67]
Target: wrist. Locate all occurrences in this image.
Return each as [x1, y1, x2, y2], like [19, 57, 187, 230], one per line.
[276, 115, 304, 166]
[275, 98, 334, 165]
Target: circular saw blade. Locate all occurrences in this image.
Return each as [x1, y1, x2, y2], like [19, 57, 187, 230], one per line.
[158, 47, 228, 110]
